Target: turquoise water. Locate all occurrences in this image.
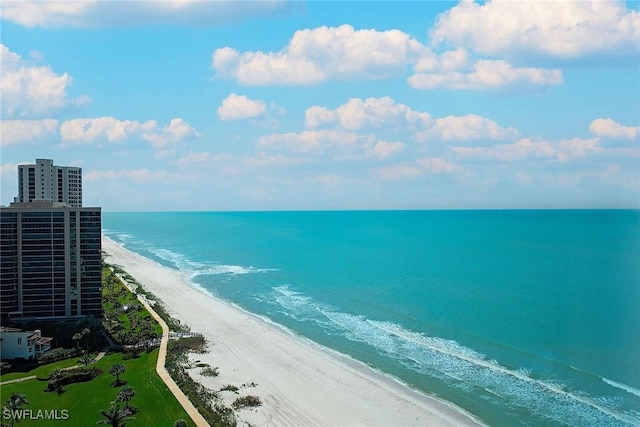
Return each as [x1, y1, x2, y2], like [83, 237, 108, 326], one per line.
[103, 210, 640, 426]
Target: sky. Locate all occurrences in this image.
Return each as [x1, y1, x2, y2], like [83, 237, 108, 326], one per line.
[1, 0, 639, 211]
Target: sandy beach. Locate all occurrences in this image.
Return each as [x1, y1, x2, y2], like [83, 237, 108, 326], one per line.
[102, 235, 482, 427]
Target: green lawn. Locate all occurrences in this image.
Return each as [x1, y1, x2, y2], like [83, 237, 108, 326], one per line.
[0, 357, 79, 383]
[1, 350, 193, 426]
[1, 265, 195, 426]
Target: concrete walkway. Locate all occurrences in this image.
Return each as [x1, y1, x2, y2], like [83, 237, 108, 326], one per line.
[112, 268, 208, 425]
[0, 351, 108, 386]
[0, 375, 36, 385]
[135, 291, 209, 426]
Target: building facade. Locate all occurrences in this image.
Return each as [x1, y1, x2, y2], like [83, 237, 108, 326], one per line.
[0, 202, 102, 319]
[0, 327, 52, 360]
[16, 159, 82, 207]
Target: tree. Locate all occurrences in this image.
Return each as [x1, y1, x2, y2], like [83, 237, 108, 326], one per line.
[78, 350, 94, 367]
[73, 328, 91, 350]
[108, 364, 126, 386]
[173, 420, 188, 427]
[116, 386, 135, 412]
[48, 369, 65, 395]
[3, 392, 29, 427]
[96, 405, 134, 427]
[81, 328, 91, 349]
[72, 332, 83, 349]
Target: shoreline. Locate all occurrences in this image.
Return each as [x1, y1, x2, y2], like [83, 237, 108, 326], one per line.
[102, 235, 483, 426]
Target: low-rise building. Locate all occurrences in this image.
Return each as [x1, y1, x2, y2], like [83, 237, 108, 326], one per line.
[0, 327, 52, 360]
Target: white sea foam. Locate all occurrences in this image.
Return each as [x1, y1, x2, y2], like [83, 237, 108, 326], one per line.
[268, 286, 640, 426]
[602, 378, 640, 398]
[148, 246, 275, 280]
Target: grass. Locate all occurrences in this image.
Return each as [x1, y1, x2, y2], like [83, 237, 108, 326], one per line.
[1, 264, 194, 426]
[1, 351, 193, 426]
[102, 267, 163, 339]
[0, 358, 79, 383]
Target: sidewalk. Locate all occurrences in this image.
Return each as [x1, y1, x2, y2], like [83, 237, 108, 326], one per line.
[135, 291, 209, 427]
[0, 351, 108, 386]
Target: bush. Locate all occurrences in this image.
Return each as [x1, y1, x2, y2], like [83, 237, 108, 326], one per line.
[38, 348, 82, 364]
[201, 366, 219, 377]
[220, 385, 239, 394]
[231, 395, 262, 410]
[45, 367, 103, 392]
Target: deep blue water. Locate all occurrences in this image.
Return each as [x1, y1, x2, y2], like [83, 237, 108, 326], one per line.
[103, 210, 640, 426]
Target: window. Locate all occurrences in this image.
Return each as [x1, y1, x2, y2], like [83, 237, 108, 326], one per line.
[17, 337, 22, 345]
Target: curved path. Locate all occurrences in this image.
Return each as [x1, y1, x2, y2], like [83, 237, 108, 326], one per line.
[134, 291, 209, 427]
[0, 375, 37, 385]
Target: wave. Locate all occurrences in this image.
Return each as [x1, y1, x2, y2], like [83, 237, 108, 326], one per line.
[602, 378, 640, 398]
[103, 229, 136, 242]
[148, 246, 276, 280]
[267, 286, 640, 427]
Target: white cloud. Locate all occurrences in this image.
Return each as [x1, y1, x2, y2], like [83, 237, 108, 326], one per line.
[305, 97, 431, 130]
[217, 94, 267, 121]
[213, 23, 567, 91]
[0, 44, 89, 118]
[414, 114, 519, 142]
[212, 24, 426, 85]
[430, 0, 640, 60]
[258, 130, 368, 155]
[59, 117, 199, 152]
[555, 138, 601, 162]
[84, 168, 184, 184]
[1, 119, 58, 146]
[60, 117, 157, 144]
[365, 140, 405, 160]
[452, 137, 600, 162]
[141, 118, 200, 149]
[244, 154, 305, 168]
[372, 156, 458, 181]
[409, 59, 562, 91]
[0, 1, 292, 28]
[416, 157, 459, 174]
[589, 118, 640, 140]
[373, 164, 423, 181]
[175, 152, 211, 168]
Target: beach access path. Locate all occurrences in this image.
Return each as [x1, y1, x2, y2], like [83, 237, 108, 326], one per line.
[135, 285, 208, 426]
[111, 269, 208, 427]
[102, 235, 483, 427]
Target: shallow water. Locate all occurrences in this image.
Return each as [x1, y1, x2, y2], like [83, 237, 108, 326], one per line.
[104, 210, 640, 426]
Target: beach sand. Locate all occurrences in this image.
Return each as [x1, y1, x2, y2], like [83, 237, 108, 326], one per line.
[102, 236, 482, 427]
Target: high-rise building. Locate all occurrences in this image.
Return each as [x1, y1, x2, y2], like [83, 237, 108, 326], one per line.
[16, 159, 82, 207]
[0, 201, 102, 319]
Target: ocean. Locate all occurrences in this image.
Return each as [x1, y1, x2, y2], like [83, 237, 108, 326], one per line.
[103, 210, 640, 426]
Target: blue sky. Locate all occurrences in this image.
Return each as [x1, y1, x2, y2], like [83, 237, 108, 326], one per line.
[1, 1, 639, 211]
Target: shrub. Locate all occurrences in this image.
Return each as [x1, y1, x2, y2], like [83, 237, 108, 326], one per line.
[231, 395, 262, 410]
[45, 367, 103, 392]
[201, 366, 219, 377]
[38, 348, 81, 364]
[220, 385, 239, 394]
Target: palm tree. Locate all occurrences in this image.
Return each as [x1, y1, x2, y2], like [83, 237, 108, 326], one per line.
[78, 350, 94, 366]
[48, 369, 65, 394]
[108, 363, 126, 386]
[81, 328, 91, 350]
[3, 392, 29, 427]
[116, 386, 135, 412]
[96, 405, 134, 427]
[72, 332, 83, 349]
